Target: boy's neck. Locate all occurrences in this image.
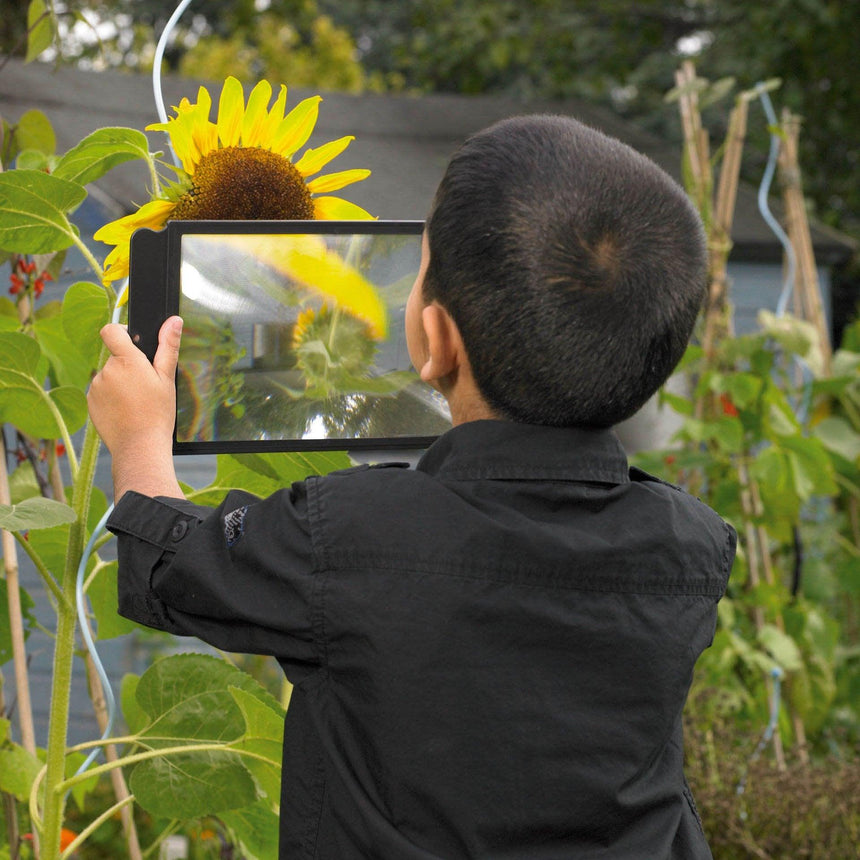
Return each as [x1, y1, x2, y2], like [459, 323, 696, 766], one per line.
[439, 371, 500, 427]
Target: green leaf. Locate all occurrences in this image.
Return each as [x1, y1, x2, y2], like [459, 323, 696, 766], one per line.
[8, 461, 40, 504]
[11, 107, 54, 155]
[87, 560, 139, 640]
[130, 749, 257, 819]
[781, 435, 838, 498]
[49, 385, 89, 435]
[62, 281, 111, 366]
[120, 674, 148, 735]
[221, 801, 281, 860]
[0, 169, 85, 254]
[54, 127, 152, 187]
[229, 686, 284, 802]
[127, 654, 275, 818]
[758, 624, 804, 672]
[0, 496, 76, 531]
[135, 653, 283, 741]
[721, 372, 763, 408]
[23, 487, 109, 580]
[33, 313, 92, 388]
[187, 450, 352, 506]
[0, 741, 42, 801]
[657, 389, 693, 416]
[15, 148, 54, 171]
[232, 450, 351, 485]
[814, 416, 860, 464]
[749, 447, 799, 517]
[25, 0, 54, 63]
[0, 330, 41, 374]
[0, 580, 36, 664]
[64, 750, 99, 811]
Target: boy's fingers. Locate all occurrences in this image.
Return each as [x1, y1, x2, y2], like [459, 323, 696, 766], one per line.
[99, 323, 137, 358]
[152, 316, 183, 378]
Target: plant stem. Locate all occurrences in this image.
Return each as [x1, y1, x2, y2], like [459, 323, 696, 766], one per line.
[13, 531, 66, 608]
[71, 234, 106, 285]
[37, 419, 102, 860]
[59, 742, 273, 793]
[60, 795, 135, 860]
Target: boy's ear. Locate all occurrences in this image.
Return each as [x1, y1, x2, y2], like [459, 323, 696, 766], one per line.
[418, 302, 463, 385]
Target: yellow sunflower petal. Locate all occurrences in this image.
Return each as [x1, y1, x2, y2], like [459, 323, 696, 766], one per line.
[271, 96, 321, 158]
[293, 135, 355, 178]
[283, 247, 387, 339]
[242, 79, 273, 148]
[306, 169, 371, 194]
[166, 119, 201, 173]
[93, 198, 176, 244]
[217, 76, 245, 148]
[101, 245, 130, 285]
[189, 86, 218, 158]
[313, 196, 376, 220]
[261, 84, 289, 147]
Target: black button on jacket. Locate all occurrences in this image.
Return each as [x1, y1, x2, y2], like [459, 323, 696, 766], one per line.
[107, 420, 736, 859]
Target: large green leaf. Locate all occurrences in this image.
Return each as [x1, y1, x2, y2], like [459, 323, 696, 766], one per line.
[186, 450, 352, 505]
[0, 330, 42, 375]
[49, 385, 89, 434]
[229, 685, 284, 802]
[120, 674, 148, 736]
[0, 326, 87, 431]
[232, 450, 351, 485]
[54, 128, 152, 188]
[62, 281, 111, 367]
[33, 313, 92, 389]
[129, 749, 257, 819]
[128, 654, 282, 819]
[134, 654, 283, 747]
[0, 497, 76, 531]
[0, 169, 85, 254]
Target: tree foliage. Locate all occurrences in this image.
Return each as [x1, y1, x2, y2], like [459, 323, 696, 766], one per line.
[4, 1, 856, 234]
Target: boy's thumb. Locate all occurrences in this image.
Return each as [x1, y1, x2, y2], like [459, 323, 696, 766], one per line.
[153, 316, 183, 378]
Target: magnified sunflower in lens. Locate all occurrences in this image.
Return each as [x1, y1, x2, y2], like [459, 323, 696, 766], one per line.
[94, 76, 374, 285]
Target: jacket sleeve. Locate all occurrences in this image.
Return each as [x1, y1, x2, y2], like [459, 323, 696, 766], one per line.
[106, 483, 321, 679]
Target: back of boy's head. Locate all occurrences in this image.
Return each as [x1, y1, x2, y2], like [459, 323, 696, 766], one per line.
[423, 114, 707, 428]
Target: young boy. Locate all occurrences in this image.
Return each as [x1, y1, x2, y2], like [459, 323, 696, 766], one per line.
[88, 114, 736, 859]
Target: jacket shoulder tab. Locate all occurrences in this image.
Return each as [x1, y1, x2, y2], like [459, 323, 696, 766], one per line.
[325, 461, 412, 478]
[628, 465, 683, 492]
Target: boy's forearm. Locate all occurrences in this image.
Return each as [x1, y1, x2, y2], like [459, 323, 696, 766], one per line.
[111, 444, 184, 502]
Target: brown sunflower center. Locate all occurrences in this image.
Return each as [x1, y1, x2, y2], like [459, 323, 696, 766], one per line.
[171, 146, 316, 220]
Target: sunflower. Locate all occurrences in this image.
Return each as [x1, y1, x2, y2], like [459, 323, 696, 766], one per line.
[94, 76, 374, 285]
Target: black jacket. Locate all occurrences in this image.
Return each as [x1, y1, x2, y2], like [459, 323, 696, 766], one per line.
[108, 420, 736, 859]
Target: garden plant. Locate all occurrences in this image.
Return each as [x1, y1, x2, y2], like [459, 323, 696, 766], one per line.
[1, 10, 859, 860]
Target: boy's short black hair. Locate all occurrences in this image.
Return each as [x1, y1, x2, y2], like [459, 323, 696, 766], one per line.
[423, 114, 707, 428]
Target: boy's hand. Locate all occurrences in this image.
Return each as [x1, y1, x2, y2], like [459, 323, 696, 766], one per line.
[87, 316, 185, 500]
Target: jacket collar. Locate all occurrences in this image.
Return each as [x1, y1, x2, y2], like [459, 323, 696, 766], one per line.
[417, 420, 629, 484]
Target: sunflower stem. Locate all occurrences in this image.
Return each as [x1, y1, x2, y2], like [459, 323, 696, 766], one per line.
[72, 233, 106, 284]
